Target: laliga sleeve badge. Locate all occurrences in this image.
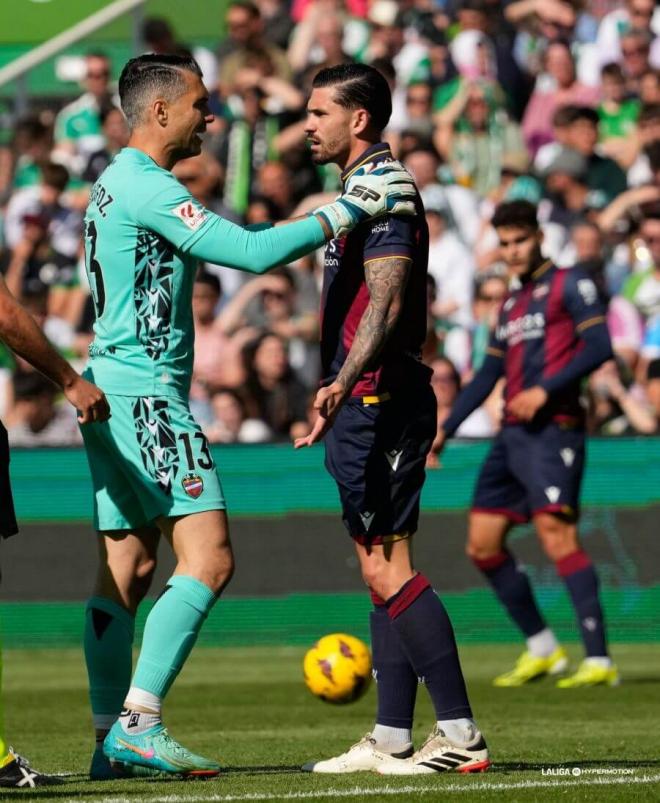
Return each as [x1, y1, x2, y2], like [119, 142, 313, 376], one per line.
[182, 472, 204, 498]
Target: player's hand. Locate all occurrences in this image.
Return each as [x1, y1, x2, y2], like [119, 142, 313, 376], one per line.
[507, 386, 548, 421]
[294, 382, 345, 448]
[426, 430, 447, 469]
[63, 376, 111, 424]
[314, 161, 417, 238]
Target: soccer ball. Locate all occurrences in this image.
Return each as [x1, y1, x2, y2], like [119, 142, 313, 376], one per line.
[303, 633, 372, 704]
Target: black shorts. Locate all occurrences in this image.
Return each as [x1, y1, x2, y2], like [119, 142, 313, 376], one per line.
[472, 422, 585, 523]
[324, 386, 437, 543]
[0, 422, 18, 539]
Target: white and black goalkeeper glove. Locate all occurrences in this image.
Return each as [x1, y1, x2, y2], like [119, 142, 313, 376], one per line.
[314, 160, 417, 239]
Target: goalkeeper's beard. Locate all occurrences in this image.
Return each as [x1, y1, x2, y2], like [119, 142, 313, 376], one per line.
[308, 137, 347, 167]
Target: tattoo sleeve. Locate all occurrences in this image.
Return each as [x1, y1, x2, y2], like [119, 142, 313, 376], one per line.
[334, 256, 411, 394]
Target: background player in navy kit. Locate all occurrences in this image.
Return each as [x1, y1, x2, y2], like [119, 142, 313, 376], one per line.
[296, 64, 489, 777]
[0, 273, 108, 787]
[434, 200, 618, 689]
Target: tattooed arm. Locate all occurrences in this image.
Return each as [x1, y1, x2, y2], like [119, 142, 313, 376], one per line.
[295, 256, 411, 447]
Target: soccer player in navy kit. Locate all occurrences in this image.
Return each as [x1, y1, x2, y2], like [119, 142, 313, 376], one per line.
[296, 64, 489, 776]
[434, 200, 619, 688]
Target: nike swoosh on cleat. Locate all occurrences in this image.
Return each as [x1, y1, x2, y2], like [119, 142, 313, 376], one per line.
[116, 740, 155, 760]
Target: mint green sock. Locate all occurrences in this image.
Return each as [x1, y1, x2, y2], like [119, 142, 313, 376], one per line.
[132, 575, 217, 698]
[84, 597, 135, 726]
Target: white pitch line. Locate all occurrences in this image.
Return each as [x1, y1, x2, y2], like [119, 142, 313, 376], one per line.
[64, 772, 660, 803]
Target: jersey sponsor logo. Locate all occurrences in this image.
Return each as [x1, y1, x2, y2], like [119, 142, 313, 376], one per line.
[545, 486, 561, 503]
[560, 448, 575, 467]
[370, 219, 390, 234]
[172, 201, 206, 230]
[496, 312, 545, 345]
[182, 472, 204, 498]
[577, 279, 598, 306]
[385, 449, 403, 472]
[359, 511, 375, 530]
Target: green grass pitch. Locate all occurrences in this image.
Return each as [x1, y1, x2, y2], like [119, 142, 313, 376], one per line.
[2, 644, 659, 801]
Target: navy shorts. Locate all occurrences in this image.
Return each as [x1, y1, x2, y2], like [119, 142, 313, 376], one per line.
[472, 422, 585, 523]
[324, 386, 437, 543]
[0, 422, 18, 539]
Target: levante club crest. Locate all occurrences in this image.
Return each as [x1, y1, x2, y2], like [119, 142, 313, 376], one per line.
[182, 472, 204, 498]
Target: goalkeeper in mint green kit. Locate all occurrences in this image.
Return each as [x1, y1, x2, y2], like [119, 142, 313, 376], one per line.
[82, 53, 417, 780]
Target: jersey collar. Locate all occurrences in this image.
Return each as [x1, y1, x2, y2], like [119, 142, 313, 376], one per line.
[531, 258, 553, 281]
[341, 142, 393, 186]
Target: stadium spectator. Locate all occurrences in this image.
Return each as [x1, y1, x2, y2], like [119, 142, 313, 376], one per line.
[424, 190, 475, 329]
[204, 387, 270, 443]
[82, 104, 130, 184]
[405, 149, 481, 247]
[430, 355, 499, 443]
[218, 1, 292, 97]
[434, 76, 526, 195]
[444, 270, 509, 380]
[240, 331, 310, 440]
[619, 28, 656, 96]
[53, 52, 114, 171]
[6, 371, 81, 447]
[4, 162, 81, 260]
[0, 115, 51, 199]
[141, 16, 218, 90]
[563, 105, 628, 202]
[522, 40, 599, 155]
[587, 358, 657, 434]
[191, 270, 245, 406]
[598, 63, 641, 146]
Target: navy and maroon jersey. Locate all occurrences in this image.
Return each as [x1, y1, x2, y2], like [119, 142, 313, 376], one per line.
[489, 260, 607, 425]
[320, 143, 430, 397]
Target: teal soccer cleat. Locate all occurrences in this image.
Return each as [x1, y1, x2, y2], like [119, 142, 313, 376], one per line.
[103, 721, 221, 777]
[90, 746, 166, 780]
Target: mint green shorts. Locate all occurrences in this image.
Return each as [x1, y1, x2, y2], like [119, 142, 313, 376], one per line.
[80, 394, 226, 531]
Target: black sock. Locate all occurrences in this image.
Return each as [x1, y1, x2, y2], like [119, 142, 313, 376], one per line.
[557, 551, 608, 657]
[473, 551, 547, 638]
[370, 594, 418, 729]
[386, 575, 472, 720]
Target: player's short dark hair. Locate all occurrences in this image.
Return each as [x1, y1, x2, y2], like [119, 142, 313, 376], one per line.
[567, 105, 599, 126]
[41, 162, 69, 191]
[312, 63, 392, 135]
[194, 268, 222, 295]
[119, 54, 202, 130]
[491, 200, 539, 231]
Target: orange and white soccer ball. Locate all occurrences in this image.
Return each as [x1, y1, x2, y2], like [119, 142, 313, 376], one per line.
[303, 633, 372, 704]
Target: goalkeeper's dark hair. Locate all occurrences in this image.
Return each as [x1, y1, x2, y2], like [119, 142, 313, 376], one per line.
[492, 200, 539, 231]
[119, 54, 202, 129]
[312, 63, 392, 135]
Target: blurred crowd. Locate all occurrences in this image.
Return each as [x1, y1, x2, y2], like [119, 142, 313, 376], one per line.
[1, 0, 660, 446]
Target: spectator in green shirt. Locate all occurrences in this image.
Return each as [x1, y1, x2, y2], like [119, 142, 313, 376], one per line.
[598, 63, 641, 142]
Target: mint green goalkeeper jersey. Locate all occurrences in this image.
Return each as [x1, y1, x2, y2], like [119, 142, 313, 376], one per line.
[83, 147, 326, 398]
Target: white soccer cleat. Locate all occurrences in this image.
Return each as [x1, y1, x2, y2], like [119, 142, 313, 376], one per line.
[376, 724, 490, 775]
[302, 733, 413, 774]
